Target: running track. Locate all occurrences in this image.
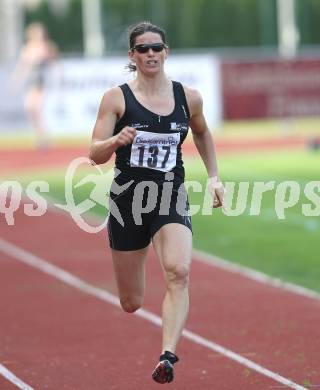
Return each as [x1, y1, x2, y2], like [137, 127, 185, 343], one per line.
[1, 199, 320, 389]
[1, 139, 319, 389]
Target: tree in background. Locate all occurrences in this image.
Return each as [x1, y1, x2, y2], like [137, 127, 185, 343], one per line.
[23, 0, 320, 55]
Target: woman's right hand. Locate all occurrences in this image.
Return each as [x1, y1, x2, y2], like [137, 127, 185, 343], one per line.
[114, 126, 136, 147]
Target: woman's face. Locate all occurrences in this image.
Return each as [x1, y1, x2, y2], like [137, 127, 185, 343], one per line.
[129, 32, 168, 75]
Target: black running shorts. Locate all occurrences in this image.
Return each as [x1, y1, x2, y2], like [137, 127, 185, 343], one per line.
[107, 180, 192, 251]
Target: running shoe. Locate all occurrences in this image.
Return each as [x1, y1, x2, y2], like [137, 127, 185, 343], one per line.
[152, 359, 174, 384]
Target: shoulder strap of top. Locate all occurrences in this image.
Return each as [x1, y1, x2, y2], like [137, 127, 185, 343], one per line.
[172, 81, 190, 119]
[119, 83, 133, 104]
[114, 84, 134, 130]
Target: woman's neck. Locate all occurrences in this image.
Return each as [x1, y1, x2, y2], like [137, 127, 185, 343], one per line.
[132, 73, 171, 97]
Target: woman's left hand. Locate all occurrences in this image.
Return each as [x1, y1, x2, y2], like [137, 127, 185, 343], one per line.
[208, 176, 225, 209]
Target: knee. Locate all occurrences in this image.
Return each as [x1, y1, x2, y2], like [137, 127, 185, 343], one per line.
[165, 263, 190, 289]
[120, 296, 143, 313]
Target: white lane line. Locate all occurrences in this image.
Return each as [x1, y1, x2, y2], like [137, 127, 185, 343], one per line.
[0, 238, 308, 390]
[0, 363, 34, 390]
[193, 249, 320, 301]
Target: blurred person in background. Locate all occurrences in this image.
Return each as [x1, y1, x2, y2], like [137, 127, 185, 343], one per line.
[12, 22, 59, 148]
[89, 21, 224, 384]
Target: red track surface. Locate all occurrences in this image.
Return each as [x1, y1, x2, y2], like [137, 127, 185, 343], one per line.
[1, 201, 320, 389]
[0, 137, 317, 389]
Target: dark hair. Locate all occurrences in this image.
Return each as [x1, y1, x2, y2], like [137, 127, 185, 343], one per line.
[126, 21, 167, 73]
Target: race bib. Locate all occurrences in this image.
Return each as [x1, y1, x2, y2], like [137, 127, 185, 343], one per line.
[130, 130, 180, 172]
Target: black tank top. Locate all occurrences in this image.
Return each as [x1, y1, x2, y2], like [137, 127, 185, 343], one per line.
[113, 81, 190, 186]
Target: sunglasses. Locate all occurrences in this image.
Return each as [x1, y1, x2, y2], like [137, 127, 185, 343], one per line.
[131, 43, 167, 53]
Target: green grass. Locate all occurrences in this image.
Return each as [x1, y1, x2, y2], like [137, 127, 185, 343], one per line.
[214, 117, 320, 137]
[2, 149, 320, 292]
[184, 150, 320, 291]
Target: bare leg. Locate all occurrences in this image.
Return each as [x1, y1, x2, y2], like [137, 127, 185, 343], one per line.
[111, 246, 149, 313]
[152, 223, 192, 354]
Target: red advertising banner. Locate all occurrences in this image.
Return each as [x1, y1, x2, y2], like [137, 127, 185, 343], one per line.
[222, 59, 320, 119]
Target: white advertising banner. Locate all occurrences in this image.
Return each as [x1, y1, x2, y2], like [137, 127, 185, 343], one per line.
[0, 63, 28, 132]
[0, 55, 222, 135]
[166, 54, 222, 129]
[43, 54, 222, 136]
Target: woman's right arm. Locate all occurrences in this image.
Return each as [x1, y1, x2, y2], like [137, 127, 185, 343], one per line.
[89, 88, 136, 165]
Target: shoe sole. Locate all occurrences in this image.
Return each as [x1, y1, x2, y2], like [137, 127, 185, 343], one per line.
[152, 360, 174, 384]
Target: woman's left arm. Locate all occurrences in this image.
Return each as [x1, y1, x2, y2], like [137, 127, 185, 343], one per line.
[185, 87, 225, 208]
